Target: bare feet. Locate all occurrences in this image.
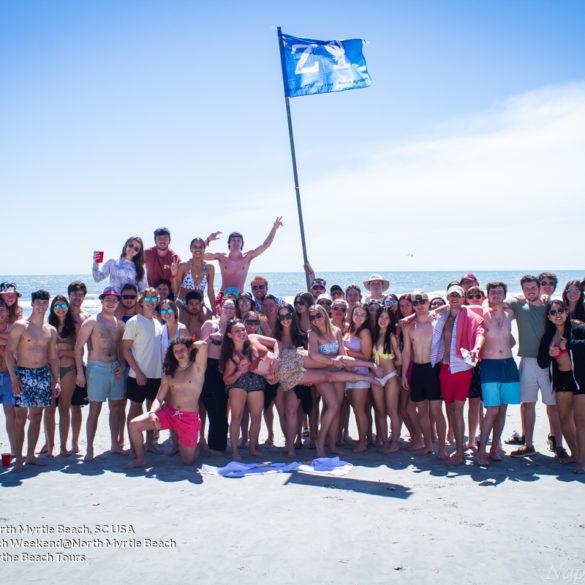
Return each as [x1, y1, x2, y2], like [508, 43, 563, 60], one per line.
[407, 441, 426, 451]
[477, 452, 490, 466]
[264, 435, 274, 446]
[145, 443, 163, 455]
[448, 452, 464, 466]
[294, 439, 302, 449]
[315, 440, 326, 458]
[437, 450, 449, 460]
[231, 451, 243, 462]
[208, 448, 225, 456]
[25, 456, 48, 467]
[287, 448, 296, 458]
[353, 442, 368, 454]
[38, 444, 48, 454]
[109, 445, 128, 456]
[249, 447, 264, 458]
[124, 459, 146, 469]
[463, 441, 476, 451]
[559, 456, 576, 464]
[415, 446, 434, 456]
[12, 458, 24, 473]
[59, 448, 71, 457]
[83, 449, 94, 462]
[328, 446, 345, 456]
[382, 442, 400, 454]
[71, 444, 80, 454]
[237, 437, 247, 448]
[489, 449, 503, 462]
[573, 464, 585, 474]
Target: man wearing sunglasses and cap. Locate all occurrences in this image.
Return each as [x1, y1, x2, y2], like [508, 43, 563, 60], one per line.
[363, 274, 390, 303]
[75, 287, 126, 462]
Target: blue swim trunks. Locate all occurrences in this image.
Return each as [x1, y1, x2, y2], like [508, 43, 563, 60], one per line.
[480, 358, 520, 407]
[0, 372, 14, 406]
[14, 366, 53, 408]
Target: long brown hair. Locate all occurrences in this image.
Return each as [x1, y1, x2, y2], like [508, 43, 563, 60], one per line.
[121, 236, 145, 282]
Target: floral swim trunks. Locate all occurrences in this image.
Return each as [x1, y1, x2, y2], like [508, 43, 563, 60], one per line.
[14, 366, 53, 407]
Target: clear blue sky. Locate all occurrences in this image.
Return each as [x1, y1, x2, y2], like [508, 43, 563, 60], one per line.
[2, 0, 584, 274]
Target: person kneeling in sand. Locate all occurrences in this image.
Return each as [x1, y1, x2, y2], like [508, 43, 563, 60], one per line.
[125, 337, 207, 468]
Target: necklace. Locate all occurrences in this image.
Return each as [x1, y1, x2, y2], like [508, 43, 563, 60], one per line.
[177, 360, 193, 371]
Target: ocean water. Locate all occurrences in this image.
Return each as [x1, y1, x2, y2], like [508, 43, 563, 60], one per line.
[2, 270, 583, 317]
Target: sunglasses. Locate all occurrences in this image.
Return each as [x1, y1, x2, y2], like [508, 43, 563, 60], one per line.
[332, 306, 346, 312]
[549, 309, 567, 316]
[319, 300, 332, 307]
[540, 280, 556, 287]
[160, 308, 174, 315]
[251, 285, 266, 291]
[143, 297, 158, 303]
[278, 313, 294, 321]
[311, 285, 325, 291]
[566, 289, 581, 295]
[122, 294, 137, 300]
[53, 304, 68, 310]
[127, 244, 141, 252]
[412, 300, 427, 306]
[244, 319, 260, 326]
[466, 294, 483, 300]
[384, 300, 397, 306]
[294, 300, 306, 306]
[309, 313, 323, 321]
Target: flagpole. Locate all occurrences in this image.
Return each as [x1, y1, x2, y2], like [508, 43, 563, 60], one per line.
[277, 26, 312, 292]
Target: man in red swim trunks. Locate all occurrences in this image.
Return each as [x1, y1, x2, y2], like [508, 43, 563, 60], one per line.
[125, 337, 208, 468]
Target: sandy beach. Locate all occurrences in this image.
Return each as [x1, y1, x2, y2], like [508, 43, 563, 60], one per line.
[1, 401, 583, 585]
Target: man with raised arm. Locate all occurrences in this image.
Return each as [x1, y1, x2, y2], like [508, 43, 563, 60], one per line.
[125, 337, 207, 469]
[205, 217, 283, 310]
[4, 290, 61, 472]
[477, 282, 520, 465]
[75, 287, 126, 462]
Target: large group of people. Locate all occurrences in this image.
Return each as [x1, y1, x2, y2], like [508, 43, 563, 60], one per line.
[1, 220, 584, 476]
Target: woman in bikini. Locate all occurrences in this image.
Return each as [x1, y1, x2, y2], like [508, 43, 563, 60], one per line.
[343, 303, 374, 453]
[46, 295, 78, 456]
[93, 236, 147, 293]
[171, 237, 216, 315]
[538, 299, 585, 472]
[373, 306, 403, 453]
[220, 319, 269, 461]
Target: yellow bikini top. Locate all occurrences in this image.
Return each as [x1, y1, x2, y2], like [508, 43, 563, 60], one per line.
[372, 344, 395, 365]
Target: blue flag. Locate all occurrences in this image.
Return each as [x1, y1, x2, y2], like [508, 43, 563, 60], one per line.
[280, 33, 372, 98]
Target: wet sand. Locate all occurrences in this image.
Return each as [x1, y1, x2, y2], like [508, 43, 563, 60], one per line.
[1, 403, 583, 585]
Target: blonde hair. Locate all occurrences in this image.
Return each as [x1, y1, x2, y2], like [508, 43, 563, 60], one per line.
[309, 304, 334, 338]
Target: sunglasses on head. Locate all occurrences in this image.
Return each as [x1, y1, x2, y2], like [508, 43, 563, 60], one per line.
[278, 313, 294, 321]
[122, 294, 137, 300]
[244, 319, 260, 326]
[143, 296, 158, 303]
[549, 308, 566, 316]
[53, 303, 68, 310]
[309, 313, 323, 321]
[160, 308, 174, 315]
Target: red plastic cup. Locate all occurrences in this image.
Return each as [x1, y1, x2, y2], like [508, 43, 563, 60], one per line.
[95, 251, 104, 263]
[2, 453, 10, 467]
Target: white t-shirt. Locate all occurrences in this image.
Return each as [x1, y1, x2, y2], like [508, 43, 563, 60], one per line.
[122, 314, 163, 378]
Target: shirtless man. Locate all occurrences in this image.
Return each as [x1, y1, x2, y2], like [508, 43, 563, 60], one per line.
[205, 217, 283, 310]
[477, 282, 520, 465]
[4, 290, 61, 472]
[401, 290, 446, 457]
[432, 285, 484, 465]
[182, 291, 212, 339]
[75, 287, 126, 461]
[125, 337, 207, 468]
[0, 299, 16, 460]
